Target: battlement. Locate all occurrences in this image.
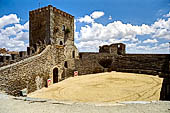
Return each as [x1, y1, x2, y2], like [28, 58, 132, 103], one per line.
[29, 5, 74, 19]
[0, 42, 47, 67]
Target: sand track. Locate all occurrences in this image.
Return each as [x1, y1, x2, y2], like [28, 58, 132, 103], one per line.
[28, 72, 163, 103]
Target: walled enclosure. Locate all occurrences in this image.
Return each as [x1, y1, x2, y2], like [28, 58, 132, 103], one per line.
[75, 43, 170, 100]
[76, 43, 170, 78]
[0, 5, 169, 99]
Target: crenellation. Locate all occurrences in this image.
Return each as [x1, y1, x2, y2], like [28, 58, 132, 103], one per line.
[0, 42, 46, 67]
[29, 5, 74, 20]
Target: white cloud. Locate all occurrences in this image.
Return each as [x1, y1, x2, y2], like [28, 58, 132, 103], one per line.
[127, 42, 169, 54]
[108, 16, 112, 20]
[143, 39, 158, 43]
[75, 11, 170, 53]
[15, 31, 29, 41]
[163, 11, 170, 17]
[76, 40, 109, 52]
[0, 14, 29, 51]
[77, 21, 152, 43]
[77, 11, 104, 23]
[23, 21, 29, 30]
[77, 15, 94, 23]
[90, 11, 104, 19]
[152, 18, 170, 29]
[151, 18, 170, 39]
[0, 14, 20, 29]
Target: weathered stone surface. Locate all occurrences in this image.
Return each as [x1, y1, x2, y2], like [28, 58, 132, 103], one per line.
[0, 5, 170, 100]
[0, 45, 65, 96]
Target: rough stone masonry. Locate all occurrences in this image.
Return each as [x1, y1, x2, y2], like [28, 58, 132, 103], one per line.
[0, 5, 79, 96]
[0, 5, 169, 100]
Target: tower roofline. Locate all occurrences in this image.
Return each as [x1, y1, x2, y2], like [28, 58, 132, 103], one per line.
[29, 5, 74, 19]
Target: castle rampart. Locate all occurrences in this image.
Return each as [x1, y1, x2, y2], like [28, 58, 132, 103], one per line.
[0, 45, 65, 96]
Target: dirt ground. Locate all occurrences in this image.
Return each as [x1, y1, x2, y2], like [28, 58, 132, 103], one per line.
[28, 71, 163, 103]
[1, 92, 170, 113]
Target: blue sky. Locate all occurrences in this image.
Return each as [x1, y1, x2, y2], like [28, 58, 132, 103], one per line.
[0, 0, 170, 53]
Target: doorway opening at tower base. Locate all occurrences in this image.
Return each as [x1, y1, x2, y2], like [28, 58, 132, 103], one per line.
[53, 68, 58, 83]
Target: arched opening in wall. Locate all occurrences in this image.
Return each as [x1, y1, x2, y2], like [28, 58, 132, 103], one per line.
[62, 25, 65, 31]
[117, 44, 121, 55]
[53, 68, 58, 83]
[60, 41, 63, 45]
[72, 51, 75, 58]
[99, 59, 113, 68]
[64, 61, 68, 68]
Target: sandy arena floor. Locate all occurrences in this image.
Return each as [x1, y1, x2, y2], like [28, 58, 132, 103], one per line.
[28, 72, 163, 103]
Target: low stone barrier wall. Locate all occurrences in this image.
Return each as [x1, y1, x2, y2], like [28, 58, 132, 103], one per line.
[114, 54, 170, 77]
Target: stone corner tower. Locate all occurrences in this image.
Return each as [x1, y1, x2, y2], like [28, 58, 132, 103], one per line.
[29, 5, 74, 47]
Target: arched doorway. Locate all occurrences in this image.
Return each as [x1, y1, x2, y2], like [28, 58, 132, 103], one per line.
[53, 68, 58, 83]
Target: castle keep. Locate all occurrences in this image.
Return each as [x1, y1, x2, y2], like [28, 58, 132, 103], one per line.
[0, 5, 79, 96]
[0, 5, 169, 100]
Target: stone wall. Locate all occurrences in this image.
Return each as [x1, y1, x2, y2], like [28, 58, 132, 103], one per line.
[75, 53, 170, 78]
[0, 5, 78, 96]
[50, 5, 74, 46]
[29, 6, 50, 46]
[29, 5, 74, 47]
[0, 45, 65, 96]
[74, 52, 116, 75]
[113, 54, 170, 77]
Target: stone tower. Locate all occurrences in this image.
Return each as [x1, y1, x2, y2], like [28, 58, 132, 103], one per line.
[29, 5, 74, 47]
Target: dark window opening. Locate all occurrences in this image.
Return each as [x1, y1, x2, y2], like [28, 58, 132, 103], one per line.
[19, 52, 23, 57]
[6, 56, 10, 60]
[27, 47, 30, 56]
[62, 25, 65, 31]
[11, 54, 15, 60]
[64, 61, 68, 68]
[60, 41, 63, 45]
[53, 68, 58, 83]
[72, 51, 75, 58]
[117, 51, 121, 55]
